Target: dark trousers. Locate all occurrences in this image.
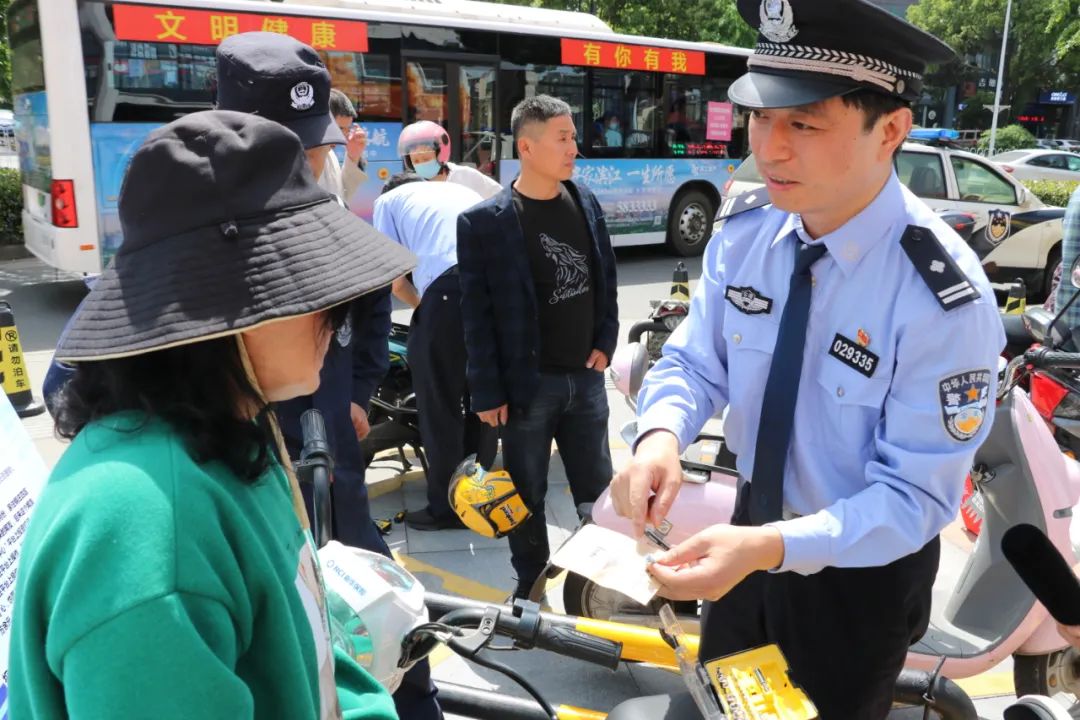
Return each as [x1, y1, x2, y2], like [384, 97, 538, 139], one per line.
[408, 273, 485, 518]
[700, 486, 939, 720]
[503, 370, 613, 585]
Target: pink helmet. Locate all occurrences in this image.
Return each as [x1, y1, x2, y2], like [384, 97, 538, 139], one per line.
[398, 120, 451, 169]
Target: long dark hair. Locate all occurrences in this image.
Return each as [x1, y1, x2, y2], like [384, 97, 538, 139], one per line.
[55, 304, 351, 482]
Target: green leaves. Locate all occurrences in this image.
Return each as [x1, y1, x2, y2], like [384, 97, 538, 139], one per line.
[495, 0, 756, 47]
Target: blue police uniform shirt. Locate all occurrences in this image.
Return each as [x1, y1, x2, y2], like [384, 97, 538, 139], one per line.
[372, 180, 483, 298]
[636, 172, 1005, 575]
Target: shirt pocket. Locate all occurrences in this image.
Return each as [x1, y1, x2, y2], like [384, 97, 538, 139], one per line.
[814, 357, 890, 457]
[724, 309, 779, 414]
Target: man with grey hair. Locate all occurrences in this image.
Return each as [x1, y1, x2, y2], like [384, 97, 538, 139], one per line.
[457, 94, 619, 599]
[321, 88, 369, 204]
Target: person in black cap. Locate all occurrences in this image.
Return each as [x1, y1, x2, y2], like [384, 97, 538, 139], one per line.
[215, 35, 443, 719]
[609, 1, 1004, 716]
[216, 31, 346, 181]
[9, 110, 413, 720]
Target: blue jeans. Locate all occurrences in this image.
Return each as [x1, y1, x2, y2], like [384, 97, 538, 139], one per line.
[503, 369, 613, 585]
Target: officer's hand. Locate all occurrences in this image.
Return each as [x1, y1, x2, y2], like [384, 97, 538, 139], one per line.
[350, 402, 371, 441]
[477, 404, 508, 428]
[346, 125, 367, 162]
[647, 524, 785, 602]
[609, 430, 682, 538]
[585, 349, 608, 372]
[1058, 623, 1080, 651]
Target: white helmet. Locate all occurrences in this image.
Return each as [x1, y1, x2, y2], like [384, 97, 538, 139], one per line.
[318, 542, 427, 692]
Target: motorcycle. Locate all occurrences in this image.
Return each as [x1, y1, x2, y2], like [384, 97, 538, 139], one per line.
[359, 322, 429, 476]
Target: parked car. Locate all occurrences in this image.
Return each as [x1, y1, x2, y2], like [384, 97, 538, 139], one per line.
[719, 142, 1065, 299]
[991, 149, 1080, 183]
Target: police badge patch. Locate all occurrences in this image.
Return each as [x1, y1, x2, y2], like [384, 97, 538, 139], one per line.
[335, 315, 353, 348]
[985, 209, 1011, 245]
[725, 285, 773, 315]
[939, 369, 991, 442]
[759, 0, 798, 43]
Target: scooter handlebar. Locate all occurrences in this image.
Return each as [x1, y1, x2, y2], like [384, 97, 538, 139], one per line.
[1025, 347, 1080, 370]
[534, 619, 622, 671]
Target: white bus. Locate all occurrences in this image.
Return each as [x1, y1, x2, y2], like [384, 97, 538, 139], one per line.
[8, 0, 751, 274]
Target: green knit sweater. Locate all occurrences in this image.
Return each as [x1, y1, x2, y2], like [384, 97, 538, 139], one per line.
[9, 412, 397, 720]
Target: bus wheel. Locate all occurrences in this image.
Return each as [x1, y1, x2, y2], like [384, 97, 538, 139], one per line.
[667, 190, 714, 257]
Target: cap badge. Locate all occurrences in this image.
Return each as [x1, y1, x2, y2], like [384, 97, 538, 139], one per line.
[759, 0, 798, 43]
[290, 81, 315, 111]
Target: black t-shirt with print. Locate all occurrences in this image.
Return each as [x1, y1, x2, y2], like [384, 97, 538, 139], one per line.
[513, 185, 595, 372]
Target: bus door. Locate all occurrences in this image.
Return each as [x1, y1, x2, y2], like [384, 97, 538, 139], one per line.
[402, 57, 498, 180]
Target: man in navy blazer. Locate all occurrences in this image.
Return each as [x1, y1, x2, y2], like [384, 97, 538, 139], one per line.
[457, 95, 619, 599]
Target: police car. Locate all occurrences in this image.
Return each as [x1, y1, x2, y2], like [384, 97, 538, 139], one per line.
[722, 141, 1066, 299]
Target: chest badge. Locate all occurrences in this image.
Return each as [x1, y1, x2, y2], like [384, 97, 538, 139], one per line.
[725, 285, 773, 315]
[856, 329, 871, 347]
[939, 370, 992, 442]
[828, 332, 880, 378]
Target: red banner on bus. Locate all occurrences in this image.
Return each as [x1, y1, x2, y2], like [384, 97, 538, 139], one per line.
[561, 38, 704, 76]
[113, 4, 368, 52]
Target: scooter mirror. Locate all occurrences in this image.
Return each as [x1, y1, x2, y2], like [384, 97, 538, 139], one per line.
[1071, 254, 1080, 289]
[1022, 305, 1054, 343]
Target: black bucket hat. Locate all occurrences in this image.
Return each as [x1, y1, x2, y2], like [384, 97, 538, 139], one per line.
[215, 31, 345, 149]
[55, 110, 415, 362]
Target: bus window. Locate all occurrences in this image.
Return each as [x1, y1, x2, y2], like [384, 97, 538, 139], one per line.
[405, 60, 448, 126]
[662, 75, 735, 159]
[498, 63, 585, 160]
[9, 0, 50, 194]
[590, 69, 657, 158]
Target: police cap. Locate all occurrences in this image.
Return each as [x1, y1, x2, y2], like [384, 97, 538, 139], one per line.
[728, 0, 956, 109]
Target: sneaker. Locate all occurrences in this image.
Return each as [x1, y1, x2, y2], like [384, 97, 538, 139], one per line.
[404, 507, 466, 531]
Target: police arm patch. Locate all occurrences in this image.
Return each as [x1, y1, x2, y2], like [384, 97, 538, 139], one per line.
[939, 369, 992, 442]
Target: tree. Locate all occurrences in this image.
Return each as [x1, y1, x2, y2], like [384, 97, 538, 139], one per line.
[0, 0, 10, 107]
[907, 0, 1080, 125]
[494, 0, 756, 47]
[976, 124, 1035, 154]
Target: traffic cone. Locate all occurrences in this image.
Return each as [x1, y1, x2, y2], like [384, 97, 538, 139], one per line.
[1004, 278, 1026, 315]
[0, 302, 44, 418]
[670, 262, 690, 301]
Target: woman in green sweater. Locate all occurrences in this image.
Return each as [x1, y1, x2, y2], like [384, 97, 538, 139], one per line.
[9, 110, 416, 719]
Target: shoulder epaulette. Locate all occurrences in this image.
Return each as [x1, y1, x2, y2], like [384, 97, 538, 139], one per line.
[715, 190, 771, 222]
[900, 225, 979, 311]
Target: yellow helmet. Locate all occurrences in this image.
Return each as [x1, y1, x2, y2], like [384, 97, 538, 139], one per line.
[449, 455, 531, 538]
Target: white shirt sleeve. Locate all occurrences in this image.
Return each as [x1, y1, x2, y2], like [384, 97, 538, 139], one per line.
[447, 163, 503, 200]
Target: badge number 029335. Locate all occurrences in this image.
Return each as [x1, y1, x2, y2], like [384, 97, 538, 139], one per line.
[828, 333, 879, 378]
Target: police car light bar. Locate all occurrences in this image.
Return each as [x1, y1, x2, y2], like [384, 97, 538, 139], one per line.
[909, 128, 960, 141]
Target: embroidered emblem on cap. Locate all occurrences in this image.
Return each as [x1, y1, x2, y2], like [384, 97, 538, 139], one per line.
[759, 0, 798, 43]
[725, 285, 773, 315]
[336, 316, 353, 348]
[290, 81, 315, 111]
[939, 369, 991, 442]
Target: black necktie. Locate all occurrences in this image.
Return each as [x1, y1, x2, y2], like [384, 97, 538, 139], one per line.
[749, 238, 828, 525]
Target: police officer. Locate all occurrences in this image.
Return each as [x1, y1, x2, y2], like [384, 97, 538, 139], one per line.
[215, 32, 442, 720]
[372, 172, 488, 531]
[610, 1, 1004, 717]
